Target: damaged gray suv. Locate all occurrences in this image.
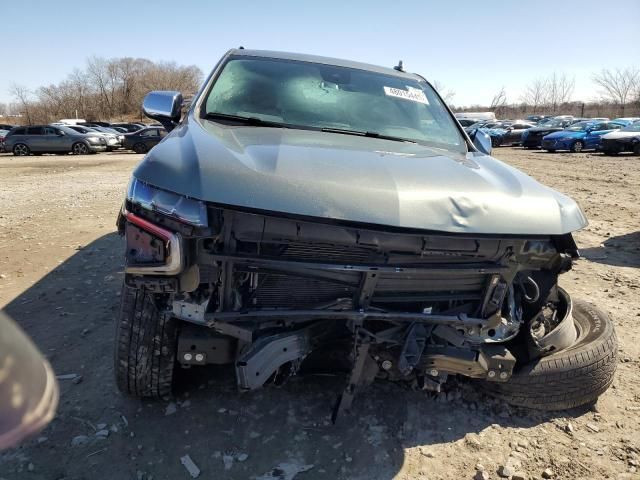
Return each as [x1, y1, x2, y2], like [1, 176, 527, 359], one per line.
[114, 49, 616, 416]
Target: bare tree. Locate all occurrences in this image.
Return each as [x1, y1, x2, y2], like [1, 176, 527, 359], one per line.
[9, 84, 33, 124]
[490, 87, 508, 115]
[592, 67, 640, 116]
[432, 80, 456, 104]
[0, 102, 7, 116]
[521, 78, 548, 114]
[545, 73, 575, 113]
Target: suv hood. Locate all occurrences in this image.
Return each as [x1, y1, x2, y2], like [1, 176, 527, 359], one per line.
[132, 115, 587, 235]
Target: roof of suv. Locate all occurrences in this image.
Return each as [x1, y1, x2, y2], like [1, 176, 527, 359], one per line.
[228, 48, 421, 80]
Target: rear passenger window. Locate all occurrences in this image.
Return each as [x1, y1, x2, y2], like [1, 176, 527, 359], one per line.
[26, 127, 44, 135]
[13, 128, 26, 135]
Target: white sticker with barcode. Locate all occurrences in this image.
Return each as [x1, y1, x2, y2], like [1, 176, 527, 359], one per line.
[383, 86, 429, 104]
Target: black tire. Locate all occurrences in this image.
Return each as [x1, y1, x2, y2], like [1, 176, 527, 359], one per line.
[491, 137, 502, 148]
[571, 140, 584, 153]
[546, 149, 556, 153]
[72, 142, 90, 155]
[114, 285, 178, 398]
[133, 143, 148, 154]
[13, 143, 30, 156]
[482, 299, 617, 410]
[633, 143, 640, 155]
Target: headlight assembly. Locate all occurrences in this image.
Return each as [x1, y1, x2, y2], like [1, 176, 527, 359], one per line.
[127, 178, 208, 227]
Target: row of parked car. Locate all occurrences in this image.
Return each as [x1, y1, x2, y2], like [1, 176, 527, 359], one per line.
[0, 121, 167, 156]
[461, 115, 640, 154]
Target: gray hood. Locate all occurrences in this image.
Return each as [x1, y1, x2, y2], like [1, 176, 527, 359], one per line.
[133, 115, 587, 235]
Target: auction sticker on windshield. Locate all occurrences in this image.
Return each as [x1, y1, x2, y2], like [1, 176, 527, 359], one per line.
[383, 86, 428, 104]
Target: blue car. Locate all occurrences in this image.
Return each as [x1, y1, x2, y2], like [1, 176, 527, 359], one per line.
[541, 120, 625, 152]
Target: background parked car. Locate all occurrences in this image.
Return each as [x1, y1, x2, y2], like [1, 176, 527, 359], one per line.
[611, 117, 640, 126]
[0, 123, 15, 131]
[599, 121, 640, 155]
[79, 121, 112, 128]
[541, 120, 625, 152]
[486, 121, 536, 147]
[3, 125, 107, 156]
[122, 127, 167, 153]
[526, 115, 549, 123]
[110, 122, 146, 132]
[521, 117, 582, 149]
[64, 125, 123, 150]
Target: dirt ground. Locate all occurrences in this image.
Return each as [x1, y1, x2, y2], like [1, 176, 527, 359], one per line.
[0, 147, 638, 480]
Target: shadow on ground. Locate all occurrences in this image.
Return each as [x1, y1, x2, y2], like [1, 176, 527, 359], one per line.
[1, 233, 580, 480]
[580, 231, 640, 268]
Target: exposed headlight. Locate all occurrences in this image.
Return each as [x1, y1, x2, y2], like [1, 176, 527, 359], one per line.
[127, 178, 208, 227]
[87, 136, 101, 143]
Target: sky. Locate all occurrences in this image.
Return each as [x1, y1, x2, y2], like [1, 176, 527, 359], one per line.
[2, 0, 639, 107]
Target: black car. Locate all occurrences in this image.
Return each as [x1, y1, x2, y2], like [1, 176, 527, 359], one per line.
[122, 127, 167, 153]
[456, 118, 479, 127]
[599, 122, 640, 155]
[79, 121, 112, 128]
[521, 118, 581, 149]
[0, 123, 15, 131]
[111, 122, 146, 133]
[488, 122, 536, 146]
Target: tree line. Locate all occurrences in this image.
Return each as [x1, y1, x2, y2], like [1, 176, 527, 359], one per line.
[451, 67, 640, 119]
[1, 57, 203, 124]
[2, 61, 639, 124]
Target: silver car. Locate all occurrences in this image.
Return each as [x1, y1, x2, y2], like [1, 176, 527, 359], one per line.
[114, 49, 616, 418]
[4, 125, 107, 155]
[64, 125, 123, 151]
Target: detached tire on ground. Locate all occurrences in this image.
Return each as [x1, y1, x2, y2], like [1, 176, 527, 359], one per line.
[114, 285, 178, 398]
[482, 300, 617, 410]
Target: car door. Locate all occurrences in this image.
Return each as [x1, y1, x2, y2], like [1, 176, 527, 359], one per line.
[584, 122, 615, 149]
[141, 128, 161, 149]
[43, 127, 67, 152]
[25, 126, 45, 151]
[507, 124, 529, 143]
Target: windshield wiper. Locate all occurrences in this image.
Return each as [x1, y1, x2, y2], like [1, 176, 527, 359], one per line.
[320, 127, 416, 144]
[204, 112, 295, 128]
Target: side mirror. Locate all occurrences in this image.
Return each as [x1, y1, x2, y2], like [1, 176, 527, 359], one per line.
[142, 91, 183, 132]
[57, 131, 65, 136]
[468, 128, 492, 155]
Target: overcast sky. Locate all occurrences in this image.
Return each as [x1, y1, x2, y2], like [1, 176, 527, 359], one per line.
[2, 0, 639, 107]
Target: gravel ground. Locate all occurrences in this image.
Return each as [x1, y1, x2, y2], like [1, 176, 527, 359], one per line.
[0, 148, 638, 480]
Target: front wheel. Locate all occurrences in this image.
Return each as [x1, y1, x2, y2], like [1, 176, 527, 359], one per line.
[114, 285, 178, 398]
[72, 142, 90, 155]
[481, 299, 617, 410]
[571, 140, 584, 153]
